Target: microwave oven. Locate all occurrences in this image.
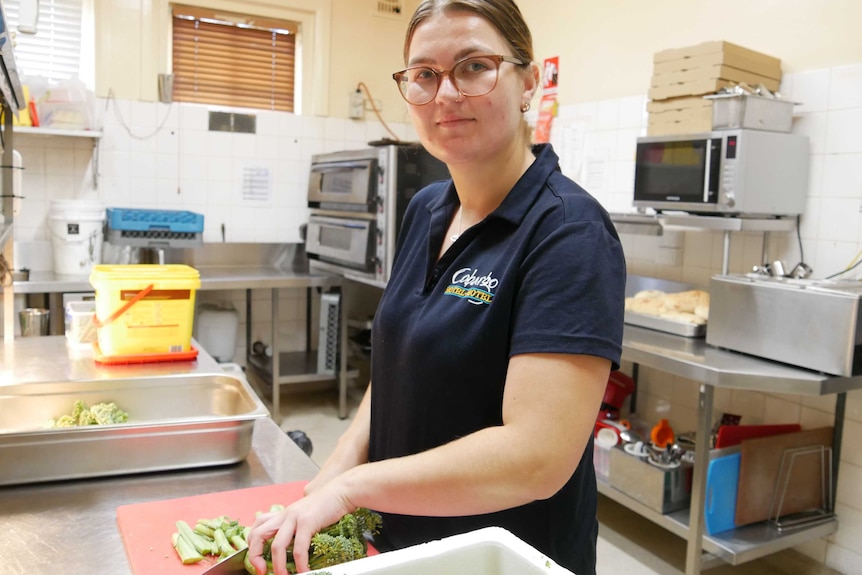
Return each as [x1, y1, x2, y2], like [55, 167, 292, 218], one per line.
[633, 129, 809, 216]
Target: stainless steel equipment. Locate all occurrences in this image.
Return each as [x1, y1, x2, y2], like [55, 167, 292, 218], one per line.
[707, 274, 862, 376]
[305, 143, 449, 284]
[633, 129, 809, 216]
[0, 372, 269, 486]
[608, 446, 693, 514]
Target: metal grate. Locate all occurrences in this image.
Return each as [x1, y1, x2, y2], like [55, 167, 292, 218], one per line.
[317, 292, 341, 375]
[375, 0, 403, 18]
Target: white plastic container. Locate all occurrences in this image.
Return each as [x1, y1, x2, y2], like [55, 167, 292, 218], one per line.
[65, 300, 97, 349]
[195, 303, 240, 362]
[312, 527, 575, 575]
[48, 199, 105, 276]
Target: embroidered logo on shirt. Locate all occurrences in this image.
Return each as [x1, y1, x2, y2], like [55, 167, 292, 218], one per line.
[444, 267, 497, 305]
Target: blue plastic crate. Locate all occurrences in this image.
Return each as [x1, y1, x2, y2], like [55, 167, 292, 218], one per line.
[106, 208, 204, 234]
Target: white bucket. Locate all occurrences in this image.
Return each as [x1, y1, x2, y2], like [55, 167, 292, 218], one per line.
[48, 199, 105, 276]
[195, 303, 240, 362]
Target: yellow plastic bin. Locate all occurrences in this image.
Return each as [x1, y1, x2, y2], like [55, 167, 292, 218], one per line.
[89, 264, 201, 358]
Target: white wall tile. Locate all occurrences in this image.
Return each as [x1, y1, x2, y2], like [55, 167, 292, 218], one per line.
[230, 133, 257, 159]
[155, 153, 179, 182]
[838, 419, 862, 467]
[790, 68, 831, 113]
[129, 151, 157, 182]
[300, 115, 325, 140]
[822, 153, 862, 199]
[596, 99, 620, 131]
[617, 95, 647, 129]
[792, 111, 829, 155]
[828, 63, 862, 110]
[817, 198, 862, 242]
[179, 103, 209, 132]
[206, 156, 234, 182]
[825, 108, 862, 154]
[814, 239, 860, 280]
[255, 110, 281, 137]
[836, 461, 862, 512]
[825, 542, 862, 575]
[127, 175, 156, 208]
[205, 132, 233, 158]
[156, 128, 179, 155]
[323, 116, 346, 143]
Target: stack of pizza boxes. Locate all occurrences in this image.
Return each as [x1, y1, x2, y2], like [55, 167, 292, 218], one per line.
[647, 41, 783, 136]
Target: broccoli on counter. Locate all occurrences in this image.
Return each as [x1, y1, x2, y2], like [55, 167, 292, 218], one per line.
[48, 399, 129, 427]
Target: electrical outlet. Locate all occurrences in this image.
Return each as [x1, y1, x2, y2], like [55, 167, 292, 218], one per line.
[348, 91, 365, 119]
[365, 99, 382, 112]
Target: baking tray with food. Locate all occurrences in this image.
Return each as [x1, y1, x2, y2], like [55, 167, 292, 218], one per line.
[624, 275, 709, 338]
[0, 373, 269, 486]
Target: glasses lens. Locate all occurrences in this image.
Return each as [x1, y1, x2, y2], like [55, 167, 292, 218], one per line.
[453, 56, 500, 97]
[399, 67, 438, 105]
[395, 56, 503, 105]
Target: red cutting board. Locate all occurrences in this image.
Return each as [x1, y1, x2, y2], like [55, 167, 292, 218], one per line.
[715, 424, 801, 448]
[117, 481, 378, 575]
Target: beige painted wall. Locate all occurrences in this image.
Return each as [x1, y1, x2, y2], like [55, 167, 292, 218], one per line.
[92, 0, 418, 121]
[520, 0, 862, 104]
[91, 0, 860, 120]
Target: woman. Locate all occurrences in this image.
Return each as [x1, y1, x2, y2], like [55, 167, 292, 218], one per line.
[247, 2, 625, 574]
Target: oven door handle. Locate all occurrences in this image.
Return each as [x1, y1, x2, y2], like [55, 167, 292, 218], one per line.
[312, 219, 369, 230]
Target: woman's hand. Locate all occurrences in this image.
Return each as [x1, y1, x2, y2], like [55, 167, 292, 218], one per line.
[247, 480, 356, 575]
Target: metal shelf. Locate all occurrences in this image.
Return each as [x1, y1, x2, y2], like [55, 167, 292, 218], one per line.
[609, 212, 797, 234]
[619, 326, 861, 574]
[597, 479, 838, 567]
[247, 350, 358, 385]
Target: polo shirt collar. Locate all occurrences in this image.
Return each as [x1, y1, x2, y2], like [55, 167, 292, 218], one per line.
[423, 144, 560, 226]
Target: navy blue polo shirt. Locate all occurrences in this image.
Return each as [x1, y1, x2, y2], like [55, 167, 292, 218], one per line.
[369, 144, 625, 575]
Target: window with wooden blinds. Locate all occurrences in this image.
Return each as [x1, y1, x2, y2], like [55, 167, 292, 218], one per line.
[171, 5, 298, 112]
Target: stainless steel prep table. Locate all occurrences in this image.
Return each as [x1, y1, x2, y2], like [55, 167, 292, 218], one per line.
[0, 336, 319, 575]
[11, 266, 352, 419]
[607, 325, 862, 575]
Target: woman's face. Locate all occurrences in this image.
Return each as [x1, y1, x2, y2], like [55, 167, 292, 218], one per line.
[404, 10, 536, 167]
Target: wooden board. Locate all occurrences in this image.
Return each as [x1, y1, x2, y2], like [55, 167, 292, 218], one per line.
[117, 481, 377, 575]
[734, 427, 833, 527]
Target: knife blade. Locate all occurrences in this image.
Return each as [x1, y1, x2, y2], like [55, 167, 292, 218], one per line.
[200, 547, 249, 574]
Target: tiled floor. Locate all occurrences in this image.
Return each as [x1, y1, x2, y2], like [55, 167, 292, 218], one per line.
[275, 382, 841, 575]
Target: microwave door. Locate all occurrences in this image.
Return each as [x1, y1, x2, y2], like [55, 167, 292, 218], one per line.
[703, 140, 712, 203]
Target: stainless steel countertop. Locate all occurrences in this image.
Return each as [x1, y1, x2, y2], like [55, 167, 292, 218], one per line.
[622, 324, 862, 395]
[0, 337, 319, 574]
[11, 265, 343, 294]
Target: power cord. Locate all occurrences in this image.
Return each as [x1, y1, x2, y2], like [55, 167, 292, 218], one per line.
[103, 88, 175, 140]
[825, 248, 862, 280]
[356, 82, 401, 142]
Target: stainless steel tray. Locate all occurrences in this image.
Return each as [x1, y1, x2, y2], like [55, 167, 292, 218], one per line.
[625, 274, 707, 338]
[0, 373, 269, 486]
[624, 310, 706, 338]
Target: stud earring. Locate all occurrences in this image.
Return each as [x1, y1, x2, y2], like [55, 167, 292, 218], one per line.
[520, 102, 531, 113]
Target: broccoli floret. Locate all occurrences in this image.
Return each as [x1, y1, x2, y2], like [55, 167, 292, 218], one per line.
[47, 400, 129, 428]
[271, 508, 382, 573]
[89, 402, 129, 425]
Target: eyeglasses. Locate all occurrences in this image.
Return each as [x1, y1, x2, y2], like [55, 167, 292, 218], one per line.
[392, 54, 526, 106]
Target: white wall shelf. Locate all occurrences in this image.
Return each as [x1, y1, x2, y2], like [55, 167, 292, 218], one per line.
[14, 126, 102, 138]
[14, 126, 103, 191]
